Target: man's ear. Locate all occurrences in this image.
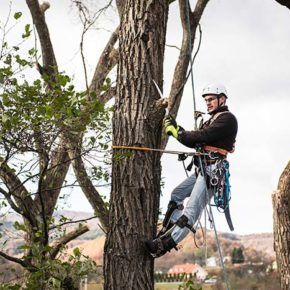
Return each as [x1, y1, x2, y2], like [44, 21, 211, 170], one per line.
[220, 95, 226, 105]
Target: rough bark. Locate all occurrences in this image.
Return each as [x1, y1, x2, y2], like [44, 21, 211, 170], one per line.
[104, 1, 169, 289]
[272, 161, 290, 290]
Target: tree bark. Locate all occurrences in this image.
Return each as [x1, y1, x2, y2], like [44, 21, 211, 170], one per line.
[272, 160, 290, 290]
[104, 1, 169, 289]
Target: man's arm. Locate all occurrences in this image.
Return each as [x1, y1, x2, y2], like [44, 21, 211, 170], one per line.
[178, 113, 237, 148]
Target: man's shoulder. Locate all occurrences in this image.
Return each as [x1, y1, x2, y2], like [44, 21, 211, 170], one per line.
[216, 110, 236, 120]
[212, 111, 238, 127]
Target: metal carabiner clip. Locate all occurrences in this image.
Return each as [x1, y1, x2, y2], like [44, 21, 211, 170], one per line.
[210, 176, 219, 186]
[208, 151, 219, 160]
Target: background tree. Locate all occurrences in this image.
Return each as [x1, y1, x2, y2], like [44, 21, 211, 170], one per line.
[231, 247, 245, 264]
[0, 1, 114, 288]
[272, 161, 290, 290]
[271, 3, 290, 290]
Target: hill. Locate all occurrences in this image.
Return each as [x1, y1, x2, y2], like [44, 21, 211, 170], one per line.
[1, 211, 274, 272]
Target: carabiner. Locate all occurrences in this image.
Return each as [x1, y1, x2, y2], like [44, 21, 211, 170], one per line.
[210, 176, 219, 186]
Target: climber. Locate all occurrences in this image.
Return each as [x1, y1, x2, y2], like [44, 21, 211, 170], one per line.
[145, 83, 238, 258]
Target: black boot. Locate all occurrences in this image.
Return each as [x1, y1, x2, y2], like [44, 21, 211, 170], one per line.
[145, 234, 177, 258]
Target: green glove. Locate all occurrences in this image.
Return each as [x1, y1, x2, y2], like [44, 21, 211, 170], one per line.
[163, 116, 182, 138]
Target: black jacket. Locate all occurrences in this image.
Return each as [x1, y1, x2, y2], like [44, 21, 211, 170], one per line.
[177, 106, 238, 152]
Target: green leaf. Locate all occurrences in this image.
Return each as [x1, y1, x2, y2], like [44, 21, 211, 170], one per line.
[13, 221, 26, 232]
[28, 48, 36, 56]
[2, 114, 9, 124]
[22, 24, 31, 38]
[73, 247, 81, 258]
[3, 54, 12, 65]
[14, 12, 22, 20]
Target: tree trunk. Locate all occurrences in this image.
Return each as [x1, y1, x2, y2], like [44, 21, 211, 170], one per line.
[104, 1, 168, 289]
[272, 161, 290, 290]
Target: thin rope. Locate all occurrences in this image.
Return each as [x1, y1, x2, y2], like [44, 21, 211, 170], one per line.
[185, 0, 197, 130]
[112, 145, 208, 156]
[184, 1, 230, 289]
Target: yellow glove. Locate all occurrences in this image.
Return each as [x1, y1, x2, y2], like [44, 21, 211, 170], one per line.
[163, 116, 182, 138]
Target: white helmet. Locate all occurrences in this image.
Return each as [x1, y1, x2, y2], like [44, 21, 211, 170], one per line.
[202, 83, 228, 98]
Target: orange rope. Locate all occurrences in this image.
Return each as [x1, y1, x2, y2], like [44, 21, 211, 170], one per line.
[112, 145, 207, 156]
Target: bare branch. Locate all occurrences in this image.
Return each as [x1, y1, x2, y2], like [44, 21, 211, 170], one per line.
[99, 86, 116, 104]
[49, 215, 98, 230]
[0, 159, 36, 226]
[0, 187, 23, 216]
[50, 225, 89, 259]
[169, 0, 209, 116]
[65, 136, 109, 232]
[89, 25, 119, 103]
[166, 43, 181, 51]
[0, 251, 37, 271]
[35, 139, 70, 217]
[160, 0, 209, 149]
[26, 0, 57, 75]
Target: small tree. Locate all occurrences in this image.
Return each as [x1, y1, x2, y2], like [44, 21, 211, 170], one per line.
[0, 5, 111, 288]
[231, 247, 245, 264]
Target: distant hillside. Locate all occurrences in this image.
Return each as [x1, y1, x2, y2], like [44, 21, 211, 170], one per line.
[1, 211, 275, 271]
[65, 229, 274, 272]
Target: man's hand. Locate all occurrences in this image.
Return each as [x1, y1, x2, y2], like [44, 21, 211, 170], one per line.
[163, 116, 183, 138]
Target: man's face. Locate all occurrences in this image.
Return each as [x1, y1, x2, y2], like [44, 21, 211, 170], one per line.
[204, 94, 219, 113]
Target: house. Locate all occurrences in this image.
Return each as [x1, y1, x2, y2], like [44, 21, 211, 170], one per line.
[167, 263, 208, 281]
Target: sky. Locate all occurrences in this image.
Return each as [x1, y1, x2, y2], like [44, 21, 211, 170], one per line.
[1, 0, 289, 235]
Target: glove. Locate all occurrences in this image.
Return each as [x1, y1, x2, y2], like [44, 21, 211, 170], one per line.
[163, 115, 183, 138]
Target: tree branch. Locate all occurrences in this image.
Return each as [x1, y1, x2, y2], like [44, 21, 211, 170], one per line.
[0, 187, 24, 217]
[65, 136, 109, 232]
[99, 86, 117, 104]
[35, 139, 70, 217]
[26, 0, 57, 75]
[49, 215, 98, 230]
[0, 159, 36, 226]
[89, 25, 119, 103]
[50, 225, 89, 259]
[0, 251, 37, 271]
[161, 0, 209, 149]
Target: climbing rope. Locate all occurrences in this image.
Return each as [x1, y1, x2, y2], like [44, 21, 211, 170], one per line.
[112, 145, 208, 156]
[184, 1, 230, 289]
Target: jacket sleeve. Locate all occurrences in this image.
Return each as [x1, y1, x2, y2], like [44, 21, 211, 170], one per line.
[177, 113, 237, 148]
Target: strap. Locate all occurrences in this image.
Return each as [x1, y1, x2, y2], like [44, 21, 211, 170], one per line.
[203, 145, 228, 157]
[209, 111, 230, 125]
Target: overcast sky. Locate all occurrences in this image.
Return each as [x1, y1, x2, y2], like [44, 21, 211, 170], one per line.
[1, 0, 289, 235]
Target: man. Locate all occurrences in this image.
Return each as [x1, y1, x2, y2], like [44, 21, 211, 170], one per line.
[145, 83, 238, 257]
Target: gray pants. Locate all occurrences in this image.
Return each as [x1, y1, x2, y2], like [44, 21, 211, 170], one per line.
[170, 165, 215, 243]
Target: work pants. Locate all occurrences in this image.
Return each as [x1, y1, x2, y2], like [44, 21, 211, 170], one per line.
[170, 164, 215, 243]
